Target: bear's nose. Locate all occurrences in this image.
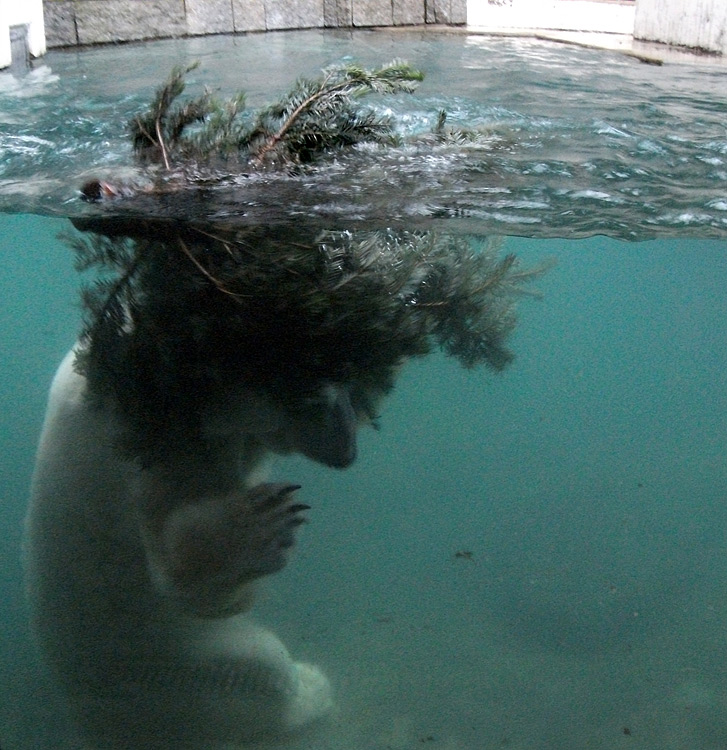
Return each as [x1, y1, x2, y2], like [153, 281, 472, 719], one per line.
[291, 384, 357, 469]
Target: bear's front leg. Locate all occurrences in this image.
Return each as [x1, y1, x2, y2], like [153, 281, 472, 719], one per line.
[140, 478, 310, 617]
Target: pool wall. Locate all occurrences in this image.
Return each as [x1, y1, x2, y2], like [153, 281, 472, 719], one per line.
[0, 0, 46, 68]
[634, 0, 727, 55]
[42, 0, 465, 48]
[467, 0, 635, 35]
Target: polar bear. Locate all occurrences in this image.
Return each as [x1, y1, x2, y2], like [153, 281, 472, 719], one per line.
[24, 346, 358, 749]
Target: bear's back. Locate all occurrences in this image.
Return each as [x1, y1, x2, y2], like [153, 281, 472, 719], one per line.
[25, 351, 161, 672]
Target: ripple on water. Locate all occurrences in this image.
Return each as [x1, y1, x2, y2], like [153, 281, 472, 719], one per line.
[0, 31, 726, 240]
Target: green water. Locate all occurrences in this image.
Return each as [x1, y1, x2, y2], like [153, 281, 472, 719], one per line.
[3, 212, 726, 748]
[2, 29, 727, 750]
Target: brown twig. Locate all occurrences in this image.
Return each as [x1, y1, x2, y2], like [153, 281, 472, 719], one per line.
[155, 116, 170, 171]
[176, 237, 246, 302]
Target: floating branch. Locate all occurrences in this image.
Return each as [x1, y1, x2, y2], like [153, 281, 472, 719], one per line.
[129, 62, 213, 168]
[245, 60, 423, 168]
[125, 60, 423, 173]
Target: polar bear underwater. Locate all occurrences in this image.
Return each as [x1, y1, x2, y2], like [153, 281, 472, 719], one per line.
[25, 344, 355, 748]
[22, 55, 539, 747]
[24, 221, 533, 749]
[23, 220, 376, 748]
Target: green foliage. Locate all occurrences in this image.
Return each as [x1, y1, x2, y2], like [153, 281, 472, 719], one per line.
[70, 224, 543, 464]
[187, 92, 248, 158]
[127, 60, 423, 171]
[69, 60, 548, 465]
[426, 109, 506, 147]
[128, 62, 216, 168]
[244, 60, 423, 167]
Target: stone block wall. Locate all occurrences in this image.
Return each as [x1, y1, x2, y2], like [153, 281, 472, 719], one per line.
[43, 0, 466, 48]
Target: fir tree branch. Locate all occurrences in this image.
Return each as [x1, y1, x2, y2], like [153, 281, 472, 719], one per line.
[83, 243, 143, 345]
[248, 61, 423, 167]
[249, 71, 342, 166]
[156, 117, 170, 170]
[129, 62, 207, 167]
[125, 60, 423, 171]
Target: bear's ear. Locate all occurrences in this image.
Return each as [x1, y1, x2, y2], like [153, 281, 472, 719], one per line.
[289, 385, 357, 469]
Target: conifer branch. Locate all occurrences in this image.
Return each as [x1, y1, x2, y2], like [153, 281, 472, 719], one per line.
[249, 71, 343, 166]
[69, 60, 548, 466]
[129, 62, 210, 166]
[246, 61, 424, 167]
[156, 117, 170, 170]
[125, 60, 423, 172]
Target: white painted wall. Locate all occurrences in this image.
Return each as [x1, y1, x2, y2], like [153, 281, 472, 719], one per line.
[634, 0, 727, 54]
[0, 0, 46, 69]
[467, 0, 635, 34]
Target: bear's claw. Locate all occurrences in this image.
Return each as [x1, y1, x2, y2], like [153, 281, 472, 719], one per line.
[241, 483, 311, 576]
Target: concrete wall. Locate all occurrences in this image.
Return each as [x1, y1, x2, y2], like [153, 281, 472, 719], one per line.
[468, 0, 635, 35]
[43, 0, 466, 48]
[0, 0, 46, 67]
[634, 0, 727, 54]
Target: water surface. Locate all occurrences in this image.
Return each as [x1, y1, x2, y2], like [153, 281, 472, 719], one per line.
[1, 30, 727, 238]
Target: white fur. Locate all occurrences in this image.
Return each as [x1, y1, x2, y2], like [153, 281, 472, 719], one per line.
[25, 350, 333, 749]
